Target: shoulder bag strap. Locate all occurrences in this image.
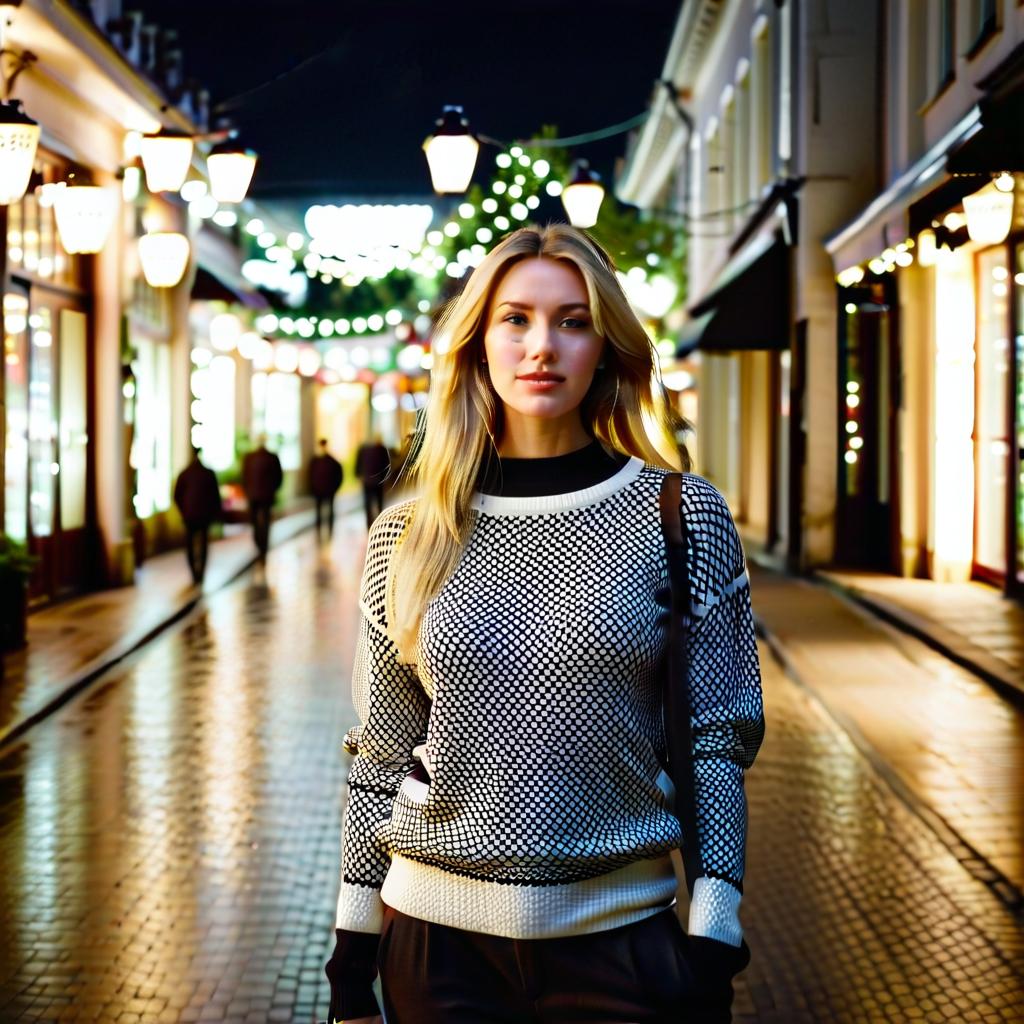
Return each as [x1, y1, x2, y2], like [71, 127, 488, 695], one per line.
[658, 472, 703, 897]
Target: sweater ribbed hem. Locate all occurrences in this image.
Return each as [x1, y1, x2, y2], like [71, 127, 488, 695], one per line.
[380, 853, 678, 939]
[469, 457, 644, 517]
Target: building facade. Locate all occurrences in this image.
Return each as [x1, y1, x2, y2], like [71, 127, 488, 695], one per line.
[618, 0, 881, 571]
[826, 0, 1024, 598]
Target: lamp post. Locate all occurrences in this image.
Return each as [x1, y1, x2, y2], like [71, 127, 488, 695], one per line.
[423, 106, 479, 194]
[561, 160, 605, 228]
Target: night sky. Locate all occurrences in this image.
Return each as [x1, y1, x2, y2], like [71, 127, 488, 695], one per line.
[133, 0, 682, 202]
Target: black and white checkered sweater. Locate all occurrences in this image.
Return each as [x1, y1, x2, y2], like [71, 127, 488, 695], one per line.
[336, 451, 764, 953]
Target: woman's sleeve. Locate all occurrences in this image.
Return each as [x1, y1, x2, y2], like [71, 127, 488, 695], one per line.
[680, 477, 766, 947]
[329, 502, 429, 1017]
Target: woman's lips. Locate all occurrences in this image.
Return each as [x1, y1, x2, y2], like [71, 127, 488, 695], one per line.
[517, 375, 564, 390]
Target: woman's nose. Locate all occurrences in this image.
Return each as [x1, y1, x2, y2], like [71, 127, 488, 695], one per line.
[524, 321, 557, 359]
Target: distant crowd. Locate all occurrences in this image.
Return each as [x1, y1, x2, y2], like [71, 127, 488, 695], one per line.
[172, 435, 394, 585]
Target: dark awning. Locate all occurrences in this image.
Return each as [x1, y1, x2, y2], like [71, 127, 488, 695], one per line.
[191, 265, 269, 310]
[677, 231, 789, 355]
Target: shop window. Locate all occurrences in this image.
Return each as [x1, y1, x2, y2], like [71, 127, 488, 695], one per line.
[27, 307, 55, 538]
[7, 155, 84, 290]
[58, 310, 87, 530]
[131, 337, 173, 519]
[191, 355, 235, 472]
[4, 292, 29, 540]
[1015, 245, 1024, 586]
[974, 248, 1009, 580]
[265, 372, 302, 471]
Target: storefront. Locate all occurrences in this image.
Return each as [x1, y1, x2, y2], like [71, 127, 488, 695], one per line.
[3, 151, 97, 603]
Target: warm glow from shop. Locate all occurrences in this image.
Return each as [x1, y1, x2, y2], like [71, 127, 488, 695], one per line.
[53, 185, 118, 254]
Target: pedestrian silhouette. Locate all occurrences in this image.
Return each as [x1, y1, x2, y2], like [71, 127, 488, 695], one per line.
[354, 435, 390, 528]
[309, 438, 343, 542]
[242, 437, 283, 560]
[173, 448, 223, 585]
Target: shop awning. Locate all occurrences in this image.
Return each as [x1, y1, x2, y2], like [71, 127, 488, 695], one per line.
[676, 231, 789, 354]
[191, 265, 269, 310]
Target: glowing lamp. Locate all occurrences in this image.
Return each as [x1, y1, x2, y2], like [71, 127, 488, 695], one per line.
[962, 182, 1013, 246]
[423, 106, 479, 194]
[53, 183, 118, 254]
[140, 127, 194, 193]
[916, 229, 937, 267]
[561, 160, 605, 229]
[207, 141, 257, 203]
[209, 312, 243, 351]
[0, 100, 39, 205]
[138, 232, 190, 288]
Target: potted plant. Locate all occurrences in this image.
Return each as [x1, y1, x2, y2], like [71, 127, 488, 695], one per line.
[0, 535, 38, 652]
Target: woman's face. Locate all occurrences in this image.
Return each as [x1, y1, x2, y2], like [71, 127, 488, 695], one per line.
[482, 257, 604, 431]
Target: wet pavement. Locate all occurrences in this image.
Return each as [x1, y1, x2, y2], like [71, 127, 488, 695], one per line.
[0, 512, 1021, 1022]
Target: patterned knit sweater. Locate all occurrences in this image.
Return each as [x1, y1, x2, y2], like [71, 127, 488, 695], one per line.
[333, 445, 764, 1009]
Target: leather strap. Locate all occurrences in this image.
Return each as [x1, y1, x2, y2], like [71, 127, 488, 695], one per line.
[658, 472, 703, 897]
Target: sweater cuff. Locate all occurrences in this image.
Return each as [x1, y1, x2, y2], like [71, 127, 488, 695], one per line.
[336, 880, 385, 932]
[687, 876, 743, 946]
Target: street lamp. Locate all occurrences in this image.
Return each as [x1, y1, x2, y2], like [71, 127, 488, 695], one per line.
[562, 160, 605, 228]
[423, 106, 479, 194]
[139, 127, 194, 193]
[138, 231, 190, 288]
[53, 177, 118, 254]
[0, 99, 37, 204]
[207, 139, 257, 203]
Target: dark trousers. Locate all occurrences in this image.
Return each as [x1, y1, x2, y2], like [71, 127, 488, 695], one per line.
[378, 907, 697, 1024]
[362, 483, 384, 528]
[314, 496, 335, 540]
[249, 502, 272, 557]
[184, 524, 209, 584]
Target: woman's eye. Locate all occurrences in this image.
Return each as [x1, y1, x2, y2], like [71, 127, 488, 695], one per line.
[561, 318, 589, 329]
[504, 313, 527, 325]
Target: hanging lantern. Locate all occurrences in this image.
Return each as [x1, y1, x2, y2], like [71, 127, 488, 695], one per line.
[53, 181, 118, 254]
[561, 160, 605, 229]
[0, 100, 39, 205]
[423, 106, 479, 194]
[962, 181, 1014, 246]
[140, 127, 194, 193]
[138, 231, 190, 288]
[207, 140, 257, 203]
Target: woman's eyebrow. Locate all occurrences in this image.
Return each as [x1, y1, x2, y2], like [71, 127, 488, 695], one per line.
[495, 301, 590, 312]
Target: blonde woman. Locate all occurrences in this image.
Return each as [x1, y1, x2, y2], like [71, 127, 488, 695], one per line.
[325, 225, 764, 1024]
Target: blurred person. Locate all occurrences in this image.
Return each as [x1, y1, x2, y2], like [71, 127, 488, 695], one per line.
[309, 438, 344, 541]
[325, 226, 764, 1024]
[242, 436, 283, 560]
[173, 447, 223, 585]
[354, 434, 391, 528]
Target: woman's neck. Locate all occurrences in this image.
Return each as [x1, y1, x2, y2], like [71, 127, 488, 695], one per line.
[496, 416, 592, 459]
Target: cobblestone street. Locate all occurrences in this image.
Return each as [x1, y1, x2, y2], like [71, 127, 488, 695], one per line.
[0, 515, 1021, 1023]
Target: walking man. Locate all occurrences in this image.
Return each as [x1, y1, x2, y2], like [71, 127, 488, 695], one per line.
[242, 437, 283, 560]
[309, 438, 343, 542]
[173, 448, 223, 585]
[354, 435, 391, 528]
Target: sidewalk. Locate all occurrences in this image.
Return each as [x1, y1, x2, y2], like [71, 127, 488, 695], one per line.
[817, 568, 1024, 706]
[0, 497, 359, 750]
[750, 562, 1024, 911]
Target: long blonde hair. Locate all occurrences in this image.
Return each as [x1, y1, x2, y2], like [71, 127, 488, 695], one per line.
[387, 224, 689, 663]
